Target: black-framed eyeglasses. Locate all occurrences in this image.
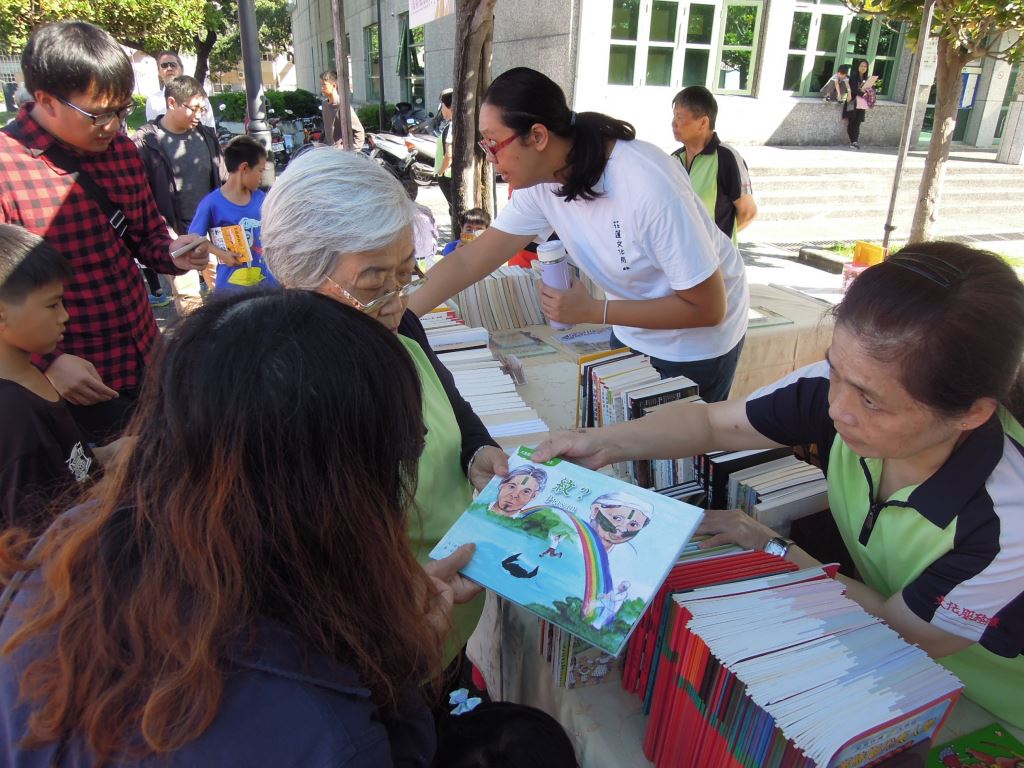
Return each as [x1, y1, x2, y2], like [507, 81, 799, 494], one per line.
[55, 96, 135, 127]
[159, 61, 180, 70]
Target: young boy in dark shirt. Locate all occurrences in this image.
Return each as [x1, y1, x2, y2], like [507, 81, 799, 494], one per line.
[0, 225, 119, 532]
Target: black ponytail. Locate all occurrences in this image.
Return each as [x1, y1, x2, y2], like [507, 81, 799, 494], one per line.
[483, 67, 635, 202]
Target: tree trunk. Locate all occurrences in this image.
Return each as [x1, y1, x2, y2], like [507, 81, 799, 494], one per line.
[330, 0, 353, 149]
[909, 37, 969, 243]
[452, 0, 496, 236]
[193, 30, 217, 85]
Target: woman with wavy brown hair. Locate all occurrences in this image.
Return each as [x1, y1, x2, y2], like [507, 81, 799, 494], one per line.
[0, 289, 477, 766]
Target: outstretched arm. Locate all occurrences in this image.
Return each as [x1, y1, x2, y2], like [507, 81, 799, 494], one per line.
[407, 226, 535, 316]
[532, 398, 782, 469]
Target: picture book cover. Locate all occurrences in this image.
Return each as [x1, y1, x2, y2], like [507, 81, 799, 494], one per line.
[209, 224, 252, 263]
[927, 723, 1024, 768]
[430, 446, 705, 656]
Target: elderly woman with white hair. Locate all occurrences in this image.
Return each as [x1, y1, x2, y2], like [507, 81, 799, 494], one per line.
[262, 147, 507, 667]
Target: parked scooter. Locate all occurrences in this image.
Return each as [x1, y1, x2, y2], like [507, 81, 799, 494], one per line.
[363, 132, 419, 200]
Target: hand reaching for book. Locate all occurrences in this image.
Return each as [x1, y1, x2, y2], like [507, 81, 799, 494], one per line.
[696, 508, 776, 552]
[532, 428, 617, 470]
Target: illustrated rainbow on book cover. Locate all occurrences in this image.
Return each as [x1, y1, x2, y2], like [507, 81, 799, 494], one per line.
[431, 446, 703, 655]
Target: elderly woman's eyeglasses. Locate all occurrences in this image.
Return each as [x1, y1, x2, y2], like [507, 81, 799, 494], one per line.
[322, 275, 428, 315]
[477, 134, 519, 163]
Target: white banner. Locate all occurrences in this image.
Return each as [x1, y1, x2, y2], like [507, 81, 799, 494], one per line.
[917, 36, 939, 86]
[410, 0, 453, 28]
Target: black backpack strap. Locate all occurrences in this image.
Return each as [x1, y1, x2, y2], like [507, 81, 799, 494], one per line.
[42, 142, 129, 240]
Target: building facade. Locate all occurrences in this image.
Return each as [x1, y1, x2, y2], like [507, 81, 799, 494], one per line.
[290, 0, 1018, 151]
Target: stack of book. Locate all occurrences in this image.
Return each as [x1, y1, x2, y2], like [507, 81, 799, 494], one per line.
[422, 312, 549, 450]
[662, 449, 827, 537]
[629, 546, 963, 768]
[727, 453, 828, 536]
[451, 266, 546, 331]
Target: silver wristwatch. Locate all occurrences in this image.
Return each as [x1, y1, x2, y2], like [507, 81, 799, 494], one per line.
[763, 536, 790, 558]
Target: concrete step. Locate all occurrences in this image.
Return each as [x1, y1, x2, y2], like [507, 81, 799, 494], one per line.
[753, 172, 1024, 189]
[749, 164, 1024, 179]
[757, 201, 1014, 221]
[755, 188, 1024, 208]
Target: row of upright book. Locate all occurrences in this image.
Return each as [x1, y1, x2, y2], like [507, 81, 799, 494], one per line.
[575, 347, 828, 536]
[451, 264, 606, 332]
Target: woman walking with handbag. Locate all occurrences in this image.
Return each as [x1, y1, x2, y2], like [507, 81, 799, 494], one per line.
[843, 59, 873, 149]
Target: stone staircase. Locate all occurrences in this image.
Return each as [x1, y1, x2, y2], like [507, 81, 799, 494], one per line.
[737, 147, 1024, 248]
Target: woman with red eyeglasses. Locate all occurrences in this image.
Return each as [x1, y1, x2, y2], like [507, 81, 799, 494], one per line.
[409, 67, 749, 403]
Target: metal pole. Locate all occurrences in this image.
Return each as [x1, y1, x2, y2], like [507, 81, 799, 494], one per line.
[238, 0, 275, 186]
[376, 0, 387, 131]
[330, 0, 353, 150]
[881, 0, 935, 251]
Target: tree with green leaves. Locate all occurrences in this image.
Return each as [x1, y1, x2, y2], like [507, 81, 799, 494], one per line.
[847, 0, 1024, 242]
[0, 0, 206, 54]
[197, 0, 292, 83]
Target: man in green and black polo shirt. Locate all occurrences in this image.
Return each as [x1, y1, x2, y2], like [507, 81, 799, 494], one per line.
[671, 86, 757, 244]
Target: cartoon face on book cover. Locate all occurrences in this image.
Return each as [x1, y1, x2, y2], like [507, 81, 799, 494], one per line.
[430, 446, 704, 656]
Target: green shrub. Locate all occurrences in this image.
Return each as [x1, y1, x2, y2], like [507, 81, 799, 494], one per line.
[210, 88, 321, 123]
[210, 91, 247, 122]
[127, 94, 149, 132]
[357, 102, 396, 133]
[283, 88, 320, 117]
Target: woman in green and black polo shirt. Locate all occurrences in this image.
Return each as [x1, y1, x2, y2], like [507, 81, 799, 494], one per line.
[532, 241, 1024, 729]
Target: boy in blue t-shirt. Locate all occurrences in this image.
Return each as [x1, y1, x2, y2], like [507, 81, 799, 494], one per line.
[189, 136, 277, 292]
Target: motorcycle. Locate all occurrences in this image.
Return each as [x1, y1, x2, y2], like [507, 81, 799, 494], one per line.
[302, 114, 324, 144]
[364, 133, 419, 200]
[383, 104, 442, 187]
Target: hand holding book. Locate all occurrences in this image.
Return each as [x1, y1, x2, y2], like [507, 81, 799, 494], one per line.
[467, 445, 510, 491]
[423, 543, 481, 637]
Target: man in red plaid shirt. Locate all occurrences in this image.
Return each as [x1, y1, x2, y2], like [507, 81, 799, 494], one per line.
[0, 21, 210, 441]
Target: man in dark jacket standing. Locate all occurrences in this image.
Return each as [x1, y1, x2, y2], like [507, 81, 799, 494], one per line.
[319, 70, 365, 150]
[135, 76, 224, 316]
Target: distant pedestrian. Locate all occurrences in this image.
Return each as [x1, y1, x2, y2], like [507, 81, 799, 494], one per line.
[189, 136, 277, 292]
[319, 70, 365, 150]
[843, 60, 876, 149]
[435, 88, 454, 220]
[670, 86, 757, 244]
[144, 51, 215, 129]
[135, 75, 225, 316]
[820, 64, 851, 104]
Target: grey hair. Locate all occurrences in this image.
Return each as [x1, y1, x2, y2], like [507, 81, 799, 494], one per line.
[261, 147, 420, 290]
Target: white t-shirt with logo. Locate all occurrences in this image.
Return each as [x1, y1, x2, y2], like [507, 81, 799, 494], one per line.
[493, 139, 748, 362]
